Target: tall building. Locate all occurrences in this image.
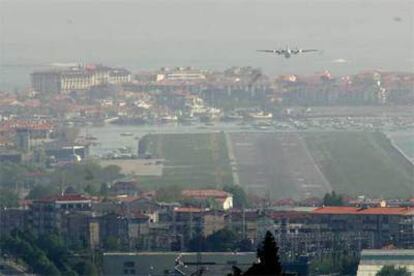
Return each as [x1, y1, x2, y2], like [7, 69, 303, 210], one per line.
[15, 128, 31, 152]
[31, 71, 61, 94]
[31, 64, 131, 94]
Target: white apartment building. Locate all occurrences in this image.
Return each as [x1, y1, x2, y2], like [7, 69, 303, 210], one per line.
[31, 64, 131, 94]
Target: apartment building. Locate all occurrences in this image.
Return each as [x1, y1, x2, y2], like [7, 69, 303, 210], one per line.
[31, 64, 131, 94]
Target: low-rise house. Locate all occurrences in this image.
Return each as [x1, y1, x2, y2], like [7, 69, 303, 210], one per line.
[181, 189, 233, 210]
[121, 197, 161, 223]
[225, 209, 265, 242]
[172, 207, 226, 248]
[29, 194, 93, 236]
[109, 178, 141, 197]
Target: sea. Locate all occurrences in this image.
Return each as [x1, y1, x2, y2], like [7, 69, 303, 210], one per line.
[1, 0, 413, 160]
[80, 123, 414, 163]
[1, 0, 413, 90]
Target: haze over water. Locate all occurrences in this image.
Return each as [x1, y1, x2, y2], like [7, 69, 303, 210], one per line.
[0, 0, 413, 90]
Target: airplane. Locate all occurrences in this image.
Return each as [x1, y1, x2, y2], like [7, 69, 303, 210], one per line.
[256, 46, 319, 59]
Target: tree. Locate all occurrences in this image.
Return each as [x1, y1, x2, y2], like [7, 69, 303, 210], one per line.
[73, 261, 98, 276]
[100, 165, 122, 182]
[84, 183, 98, 195]
[238, 238, 255, 252]
[323, 191, 344, 206]
[187, 235, 207, 252]
[310, 254, 359, 275]
[0, 231, 61, 276]
[0, 188, 19, 207]
[223, 185, 249, 208]
[103, 236, 120, 251]
[99, 182, 110, 197]
[0, 162, 28, 189]
[205, 229, 238, 252]
[48, 162, 123, 195]
[27, 185, 59, 200]
[243, 231, 283, 276]
[376, 265, 410, 276]
[155, 185, 183, 202]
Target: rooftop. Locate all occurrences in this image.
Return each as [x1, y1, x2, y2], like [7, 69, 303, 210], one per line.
[0, 119, 54, 131]
[312, 206, 414, 215]
[360, 249, 414, 265]
[181, 189, 231, 199]
[36, 194, 92, 203]
[173, 207, 207, 213]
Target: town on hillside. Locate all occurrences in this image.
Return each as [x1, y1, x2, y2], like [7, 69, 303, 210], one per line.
[0, 63, 414, 275]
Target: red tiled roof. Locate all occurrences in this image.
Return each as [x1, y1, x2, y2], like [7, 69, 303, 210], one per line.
[24, 171, 46, 178]
[115, 195, 141, 203]
[174, 207, 206, 213]
[182, 189, 231, 199]
[56, 194, 92, 201]
[312, 206, 414, 216]
[19, 199, 32, 208]
[0, 120, 54, 131]
[357, 208, 414, 215]
[37, 194, 91, 203]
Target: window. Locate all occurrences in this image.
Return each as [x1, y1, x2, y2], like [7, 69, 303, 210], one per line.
[124, 261, 135, 268]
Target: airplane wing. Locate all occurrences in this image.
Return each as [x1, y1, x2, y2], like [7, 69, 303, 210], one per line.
[300, 49, 319, 53]
[256, 49, 284, 54]
[256, 49, 276, 53]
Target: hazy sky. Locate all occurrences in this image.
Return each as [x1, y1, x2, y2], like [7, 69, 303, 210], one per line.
[0, 0, 413, 89]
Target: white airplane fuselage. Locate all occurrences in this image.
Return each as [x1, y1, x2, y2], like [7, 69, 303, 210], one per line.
[283, 47, 292, 58]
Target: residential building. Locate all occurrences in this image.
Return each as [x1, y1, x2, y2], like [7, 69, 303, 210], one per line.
[43, 141, 89, 162]
[31, 64, 131, 94]
[311, 207, 414, 248]
[181, 189, 233, 210]
[357, 249, 414, 276]
[29, 194, 93, 236]
[109, 178, 141, 197]
[31, 71, 61, 94]
[156, 67, 206, 82]
[102, 252, 256, 276]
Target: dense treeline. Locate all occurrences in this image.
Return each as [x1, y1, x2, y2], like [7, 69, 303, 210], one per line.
[0, 161, 124, 205]
[323, 191, 344, 206]
[0, 230, 98, 276]
[188, 229, 255, 252]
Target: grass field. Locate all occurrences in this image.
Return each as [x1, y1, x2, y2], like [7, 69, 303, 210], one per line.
[303, 131, 414, 198]
[138, 131, 414, 199]
[139, 132, 233, 189]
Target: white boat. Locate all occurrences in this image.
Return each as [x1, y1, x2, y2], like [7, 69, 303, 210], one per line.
[161, 115, 178, 122]
[248, 111, 273, 120]
[104, 117, 119, 123]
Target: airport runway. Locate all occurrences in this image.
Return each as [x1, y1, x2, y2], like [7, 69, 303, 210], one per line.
[229, 132, 332, 200]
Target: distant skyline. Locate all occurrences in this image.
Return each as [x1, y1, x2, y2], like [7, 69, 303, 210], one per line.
[0, 0, 413, 90]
